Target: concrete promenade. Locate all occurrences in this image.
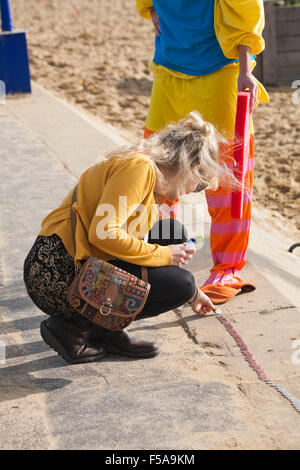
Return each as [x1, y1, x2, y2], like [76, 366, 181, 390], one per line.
[0, 83, 300, 450]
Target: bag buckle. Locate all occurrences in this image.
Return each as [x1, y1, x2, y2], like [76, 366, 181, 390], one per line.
[100, 297, 113, 316]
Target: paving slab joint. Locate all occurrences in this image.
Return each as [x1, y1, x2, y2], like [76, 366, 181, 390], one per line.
[173, 307, 199, 345]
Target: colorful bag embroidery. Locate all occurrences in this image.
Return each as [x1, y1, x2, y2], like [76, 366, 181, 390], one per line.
[67, 186, 150, 330]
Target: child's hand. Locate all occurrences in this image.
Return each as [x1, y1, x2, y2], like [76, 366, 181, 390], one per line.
[149, 7, 161, 37]
[238, 71, 258, 114]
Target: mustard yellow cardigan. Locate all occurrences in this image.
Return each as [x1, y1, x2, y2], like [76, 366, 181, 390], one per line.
[39, 154, 172, 267]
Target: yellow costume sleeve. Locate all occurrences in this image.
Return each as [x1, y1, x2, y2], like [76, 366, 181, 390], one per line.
[136, 0, 153, 19]
[214, 0, 265, 59]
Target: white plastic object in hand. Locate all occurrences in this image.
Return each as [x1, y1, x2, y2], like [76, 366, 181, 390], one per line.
[184, 237, 196, 249]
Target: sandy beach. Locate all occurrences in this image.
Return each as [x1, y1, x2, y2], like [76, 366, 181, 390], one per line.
[11, 0, 300, 236]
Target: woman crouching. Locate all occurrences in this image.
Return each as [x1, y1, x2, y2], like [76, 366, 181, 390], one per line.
[23, 111, 237, 364]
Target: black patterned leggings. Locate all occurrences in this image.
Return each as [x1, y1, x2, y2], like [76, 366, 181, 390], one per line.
[23, 219, 196, 320]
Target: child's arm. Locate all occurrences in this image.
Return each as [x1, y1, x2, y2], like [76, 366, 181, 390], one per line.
[136, 0, 153, 20]
[136, 1, 160, 38]
[214, 0, 265, 59]
[149, 7, 160, 37]
[238, 45, 258, 113]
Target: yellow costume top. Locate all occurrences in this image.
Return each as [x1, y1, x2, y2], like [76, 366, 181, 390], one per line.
[136, 0, 266, 59]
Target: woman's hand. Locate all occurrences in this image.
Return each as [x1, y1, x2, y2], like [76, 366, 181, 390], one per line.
[188, 288, 217, 316]
[238, 71, 258, 114]
[169, 244, 195, 267]
[149, 7, 160, 37]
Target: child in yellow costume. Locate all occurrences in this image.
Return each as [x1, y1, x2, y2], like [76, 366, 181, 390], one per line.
[136, 0, 269, 304]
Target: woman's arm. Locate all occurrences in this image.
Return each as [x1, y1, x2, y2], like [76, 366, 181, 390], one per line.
[88, 158, 172, 267]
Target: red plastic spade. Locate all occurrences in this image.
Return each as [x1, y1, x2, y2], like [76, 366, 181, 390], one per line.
[231, 91, 251, 220]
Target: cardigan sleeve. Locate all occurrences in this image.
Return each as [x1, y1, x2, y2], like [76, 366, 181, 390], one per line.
[136, 0, 153, 19]
[214, 0, 266, 59]
[88, 158, 172, 267]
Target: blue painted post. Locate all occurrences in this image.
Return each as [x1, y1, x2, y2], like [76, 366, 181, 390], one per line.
[1, 0, 14, 31]
[0, 0, 31, 93]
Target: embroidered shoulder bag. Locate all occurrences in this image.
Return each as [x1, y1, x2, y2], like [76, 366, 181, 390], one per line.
[67, 186, 151, 330]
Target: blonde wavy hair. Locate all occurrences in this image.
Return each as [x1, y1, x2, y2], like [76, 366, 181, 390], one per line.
[101, 111, 241, 197]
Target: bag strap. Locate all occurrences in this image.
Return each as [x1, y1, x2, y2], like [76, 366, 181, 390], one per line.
[70, 185, 78, 256]
[141, 267, 148, 283]
[69, 184, 148, 284]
